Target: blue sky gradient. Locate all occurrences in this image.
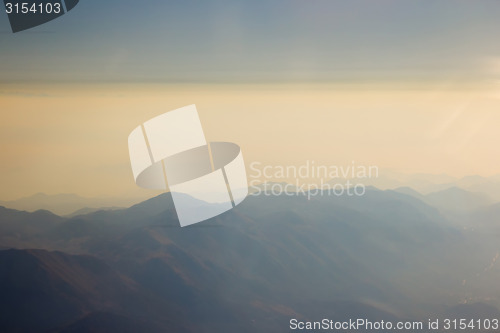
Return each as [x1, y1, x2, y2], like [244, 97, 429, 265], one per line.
[1, 0, 500, 83]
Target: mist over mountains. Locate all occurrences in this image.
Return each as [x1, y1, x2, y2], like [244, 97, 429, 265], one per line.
[0, 193, 151, 216]
[0, 185, 499, 332]
[361, 172, 500, 202]
[2, 171, 499, 216]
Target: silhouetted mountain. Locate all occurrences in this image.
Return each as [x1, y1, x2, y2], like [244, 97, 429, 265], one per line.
[469, 203, 500, 226]
[393, 186, 495, 214]
[465, 181, 500, 202]
[1, 189, 499, 332]
[0, 193, 150, 216]
[66, 206, 124, 218]
[392, 186, 426, 201]
[425, 187, 493, 213]
[356, 171, 458, 193]
[0, 206, 62, 231]
[0, 249, 187, 333]
[0, 206, 63, 249]
[54, 312, 174, 333]
[356, 172, 500, 204]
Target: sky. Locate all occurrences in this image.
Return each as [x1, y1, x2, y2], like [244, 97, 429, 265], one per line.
[1, 1, 500, 200]
[1, 0, 500, 83]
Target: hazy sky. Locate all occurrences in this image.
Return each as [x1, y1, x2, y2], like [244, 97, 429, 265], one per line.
[1, 83, 500, 200]
[1, 1, 500, 200]
[1, 0, 500, 83]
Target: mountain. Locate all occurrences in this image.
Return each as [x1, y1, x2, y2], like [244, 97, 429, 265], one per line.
[0, 248, 395, 333]
[469, 203, 500, 226]
[55, 312, 176, 333]
[463, 181, 500, 203]
[1, 189, 500, 331]
[0, 206, 63, 249]
[0, 249, 187, 333]
[0, 193, 150, 216]
[393, 186, 495, 214]
[424, 187, 493, 213]
[66, 207, 125, 218]
[392, 187, 426, 201]
[356, 171, 458, 193]
[355, 172, 500, 203]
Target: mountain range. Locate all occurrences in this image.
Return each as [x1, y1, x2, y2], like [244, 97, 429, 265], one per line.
[355, 172, 500, 201]
[0, 193, 151, 216]
[0, 188, 499, 332]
